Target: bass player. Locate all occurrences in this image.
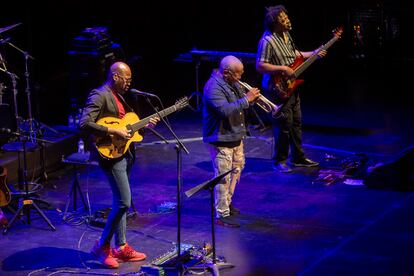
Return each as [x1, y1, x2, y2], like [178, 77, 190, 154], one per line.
[256, 5, 327, 173]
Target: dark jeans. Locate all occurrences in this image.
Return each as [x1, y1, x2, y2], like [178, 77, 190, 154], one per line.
[98, 151, 134, 246]
[269, 92, 305, 163]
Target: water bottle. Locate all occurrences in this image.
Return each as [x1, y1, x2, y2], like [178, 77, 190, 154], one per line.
[74, 113, 80, 127]
[68, 114, 74, 128]
[78, 139, 85, 154]
[75, 108, 83, 127]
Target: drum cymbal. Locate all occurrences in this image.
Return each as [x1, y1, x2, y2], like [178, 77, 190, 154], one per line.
[0, 23, 22, 35]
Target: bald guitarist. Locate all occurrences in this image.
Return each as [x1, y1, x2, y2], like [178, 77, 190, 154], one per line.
[80, 62, 159, 268]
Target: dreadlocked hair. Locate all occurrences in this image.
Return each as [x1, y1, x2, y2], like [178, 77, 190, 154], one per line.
[264, 5, 287, 31]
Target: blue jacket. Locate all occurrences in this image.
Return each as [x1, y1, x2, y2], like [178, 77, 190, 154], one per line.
[202, 72, 249, 143]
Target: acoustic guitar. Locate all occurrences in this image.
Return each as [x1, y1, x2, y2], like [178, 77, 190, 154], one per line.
[273, 27, 343, 101]
[95, 97, 189, 159]
[0, 166, 11, 207]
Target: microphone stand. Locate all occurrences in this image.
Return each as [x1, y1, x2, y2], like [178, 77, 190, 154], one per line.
[143, 95, 189, 275]
[0, 52, 21, 136]
[2, 130, 56, 234]
[5, 41, 59, 184]
[144, 126, 169, 144]
[9, 71, 21, 136]
[6, 41, 35, 138]
[5, 40, 60, 139]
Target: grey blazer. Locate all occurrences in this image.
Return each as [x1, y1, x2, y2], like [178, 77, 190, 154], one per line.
[80, 84, 133, 137]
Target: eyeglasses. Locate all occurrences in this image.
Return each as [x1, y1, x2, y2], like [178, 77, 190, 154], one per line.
[116, 74, 132, 83]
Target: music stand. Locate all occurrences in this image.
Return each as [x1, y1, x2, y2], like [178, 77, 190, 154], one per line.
[184, 168, 236, 276]
[2, 130, 56, 234]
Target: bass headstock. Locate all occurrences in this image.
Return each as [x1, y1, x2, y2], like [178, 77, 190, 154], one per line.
[175, 96, 189, 110]
[332, 27, 344, 39]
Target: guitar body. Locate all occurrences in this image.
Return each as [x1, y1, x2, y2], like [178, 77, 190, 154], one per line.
[94, 96, 189, 159]
[0, 167, 11, 207]
[95, 112, 143, 159]
[272, 27, 343, 102]
[273, 56, 305, 101]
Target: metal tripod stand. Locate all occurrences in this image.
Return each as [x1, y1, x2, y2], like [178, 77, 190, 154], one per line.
[2, 130, 56, 234]
[3, 36, 60, 140]
[2, 35, 60, 185]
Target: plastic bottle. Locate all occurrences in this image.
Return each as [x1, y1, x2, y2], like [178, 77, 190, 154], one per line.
[68, 114, 74, 128]
[75, 108, 83, 127]
[78, 139, 85, 154]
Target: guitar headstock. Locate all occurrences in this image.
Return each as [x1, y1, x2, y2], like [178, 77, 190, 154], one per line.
[175, 96, 189, 110]
[332, 27, 343, 39]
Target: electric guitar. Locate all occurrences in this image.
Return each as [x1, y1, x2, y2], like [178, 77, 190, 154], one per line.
[95, 97, 189, 159]
[273, 27, 343, 101]
[0, 167, 11, 207]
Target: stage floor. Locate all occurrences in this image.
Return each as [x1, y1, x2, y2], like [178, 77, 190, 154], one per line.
[1, 109, 413, 276]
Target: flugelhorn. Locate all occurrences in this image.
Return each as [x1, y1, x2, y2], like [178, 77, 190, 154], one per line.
[236, 80, 281, 115]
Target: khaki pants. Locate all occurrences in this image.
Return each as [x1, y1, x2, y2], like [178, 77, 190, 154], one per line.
[206, 142, 245, 218]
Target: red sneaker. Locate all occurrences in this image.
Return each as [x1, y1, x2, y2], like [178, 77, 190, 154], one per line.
[91, 240, 119, 269]
[112, 243, 146, 262]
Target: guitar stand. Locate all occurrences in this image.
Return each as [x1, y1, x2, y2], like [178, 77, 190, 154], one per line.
[3, 141, 52, 209]
[3, 138, 56, 234]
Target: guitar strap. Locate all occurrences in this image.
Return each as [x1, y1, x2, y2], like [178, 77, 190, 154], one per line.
[115, 91, 133, 113]
[288, 32, 304, 59]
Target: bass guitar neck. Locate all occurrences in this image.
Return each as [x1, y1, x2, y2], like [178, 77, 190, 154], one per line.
[273, 27, 343, 101]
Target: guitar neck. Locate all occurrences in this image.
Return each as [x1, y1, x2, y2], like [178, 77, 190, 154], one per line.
[294, 35, 340, 77]
[130, 104, 181, 133]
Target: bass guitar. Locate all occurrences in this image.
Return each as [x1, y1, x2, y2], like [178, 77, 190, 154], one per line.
[273, 27, 343, 101]
[0, 166, 11, 207]
[95, 97, 189, 159]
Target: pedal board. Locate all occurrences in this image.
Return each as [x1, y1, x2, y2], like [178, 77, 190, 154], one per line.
[151, 243, 194, 267]
[140, 243, 213, 275]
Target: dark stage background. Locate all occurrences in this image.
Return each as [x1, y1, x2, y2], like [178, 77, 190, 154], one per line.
[0, 1, 411, 139]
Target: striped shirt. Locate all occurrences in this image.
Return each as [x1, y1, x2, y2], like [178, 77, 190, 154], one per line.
[257, 30, 297, 91]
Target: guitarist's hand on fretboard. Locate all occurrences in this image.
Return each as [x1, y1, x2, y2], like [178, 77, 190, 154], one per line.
[315, 48, 327, 59]
[146, 117, 160, 129]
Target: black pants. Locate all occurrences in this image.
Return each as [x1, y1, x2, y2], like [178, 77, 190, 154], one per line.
[268, 92, 305, 163]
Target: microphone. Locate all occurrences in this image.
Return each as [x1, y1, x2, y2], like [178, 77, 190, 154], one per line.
[0, 128, 12, 134]
[129, 88, 157, 98]
[0, 37, 11, 45]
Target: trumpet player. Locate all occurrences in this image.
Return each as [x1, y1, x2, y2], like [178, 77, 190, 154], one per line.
[203, 55, 260, 228]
